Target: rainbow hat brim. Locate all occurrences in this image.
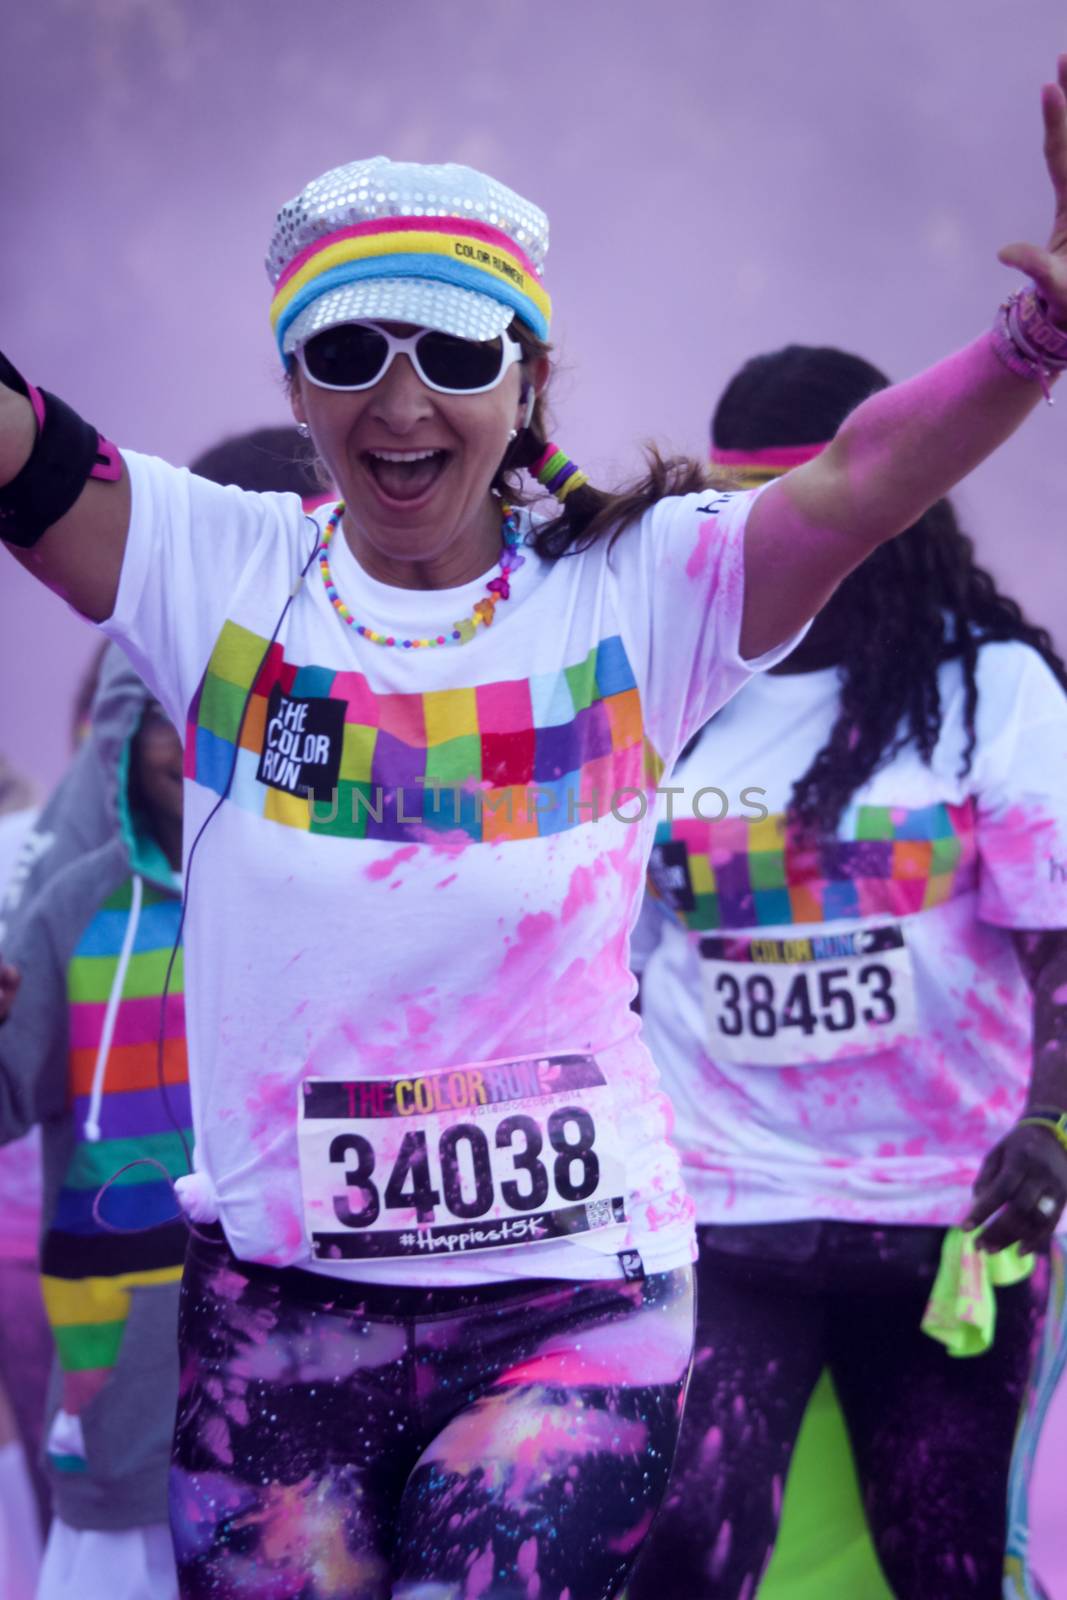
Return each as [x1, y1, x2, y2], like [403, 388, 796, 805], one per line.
[271, 214, 552, 360]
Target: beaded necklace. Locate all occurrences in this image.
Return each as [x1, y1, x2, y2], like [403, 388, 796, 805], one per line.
[317, 502, 526, 649]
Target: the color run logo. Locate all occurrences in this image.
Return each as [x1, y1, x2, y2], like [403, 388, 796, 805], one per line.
[256, 686, 344, 798]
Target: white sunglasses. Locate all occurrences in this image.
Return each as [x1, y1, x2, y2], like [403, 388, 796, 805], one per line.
[297, 322, 524, 396]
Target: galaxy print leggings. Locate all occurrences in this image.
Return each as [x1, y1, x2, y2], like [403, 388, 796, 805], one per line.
[627, 1221, 1053, 1600]
[170, 1227, 694, 1600]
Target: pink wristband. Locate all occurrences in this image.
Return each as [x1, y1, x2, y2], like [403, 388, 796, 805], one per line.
[990, 289, 1067, 404]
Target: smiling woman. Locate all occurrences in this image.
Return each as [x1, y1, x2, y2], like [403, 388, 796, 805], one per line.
[289, 316, 530, 587]
[4, 72, 1067, 1596]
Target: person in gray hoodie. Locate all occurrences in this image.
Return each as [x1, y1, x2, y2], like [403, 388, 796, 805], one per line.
[0, 654, 188, 1600]
[0, 645, 114, 1555]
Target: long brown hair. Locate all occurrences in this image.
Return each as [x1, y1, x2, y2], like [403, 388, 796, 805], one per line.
[492, 322, 708, 558]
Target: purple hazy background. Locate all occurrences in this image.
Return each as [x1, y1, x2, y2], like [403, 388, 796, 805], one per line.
[4, 0, 1067, 786]
[1, 1, 1066, 1582]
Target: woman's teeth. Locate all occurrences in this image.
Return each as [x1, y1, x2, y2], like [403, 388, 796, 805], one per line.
[364, 448, 448, 500]
[369, 449, 442, 462]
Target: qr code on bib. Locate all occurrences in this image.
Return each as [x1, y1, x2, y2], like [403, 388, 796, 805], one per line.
[585, 1199, 614, 1228]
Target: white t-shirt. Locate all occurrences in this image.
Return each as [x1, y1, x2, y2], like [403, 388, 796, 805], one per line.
[636, 642, 1067, 1228]
[102, 459, 795, 1284]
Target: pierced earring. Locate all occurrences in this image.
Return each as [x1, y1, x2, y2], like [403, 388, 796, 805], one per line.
[507, 428, 519, 442]
[296, 422, 311, 438]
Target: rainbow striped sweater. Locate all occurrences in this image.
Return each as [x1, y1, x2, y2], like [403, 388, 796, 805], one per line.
[0, 832, 190, 1529]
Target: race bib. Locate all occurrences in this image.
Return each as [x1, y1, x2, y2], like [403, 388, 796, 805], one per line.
[298, 1051, 628, 1261]
[698, 923, 918, 1067]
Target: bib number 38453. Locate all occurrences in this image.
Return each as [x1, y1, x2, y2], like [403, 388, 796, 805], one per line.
[297, 1052, 628, 1261]
[699, 922, 917, 1067]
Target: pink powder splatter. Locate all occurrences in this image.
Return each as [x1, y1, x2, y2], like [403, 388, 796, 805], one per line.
[243, 1071, 299, 1128]
[223, 1394, 250, 1429]
[364, 844, 419, 881]
[201, 1413, 233, 1466]
[607, 1508, 654, 1554]
[710, 1519, 733, 1578]
[466, 1545, 496, 1599]
[498, 913, 557, 983]
[209, 1265, 250, 1305]
[561, 858, 608, 923]
[686, 518, 718, 580]
[262, 1190, 304, 1259]
[981, 805, 1054, 869]
[516, 1535, 540, 1592]
[962, 990, 1018, 1054]
[405, 1004, 434, 1038]
[408, 823, 474, 858]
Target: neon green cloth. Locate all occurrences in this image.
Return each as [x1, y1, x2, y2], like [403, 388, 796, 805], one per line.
[759, 1370, 893, 1599]
[921, 1227, 1034, 1358]
[761, 1230, 1035, 1596]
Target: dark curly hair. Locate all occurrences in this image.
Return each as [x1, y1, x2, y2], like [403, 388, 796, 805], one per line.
[710, 344, 1067, 832]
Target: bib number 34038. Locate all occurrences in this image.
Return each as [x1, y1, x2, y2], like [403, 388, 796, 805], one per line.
[297, 1052, 628, 1261]
[699, 922, 917, 1067]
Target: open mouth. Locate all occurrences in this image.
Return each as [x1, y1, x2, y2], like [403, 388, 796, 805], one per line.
[362, 447, 450, 504]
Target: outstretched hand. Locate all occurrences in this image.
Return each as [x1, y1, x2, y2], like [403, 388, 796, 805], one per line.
[999, 56, 1067, 323]
[964, 1122, 1067, 1254]
[0, 959, 19, 1025]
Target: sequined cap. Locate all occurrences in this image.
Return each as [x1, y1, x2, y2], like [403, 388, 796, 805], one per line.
[266, 156, 551, 360]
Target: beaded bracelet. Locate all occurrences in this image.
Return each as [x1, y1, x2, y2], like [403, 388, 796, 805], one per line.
[990, 288, 1067, 404]
[1016, 1106, 1067, 1157]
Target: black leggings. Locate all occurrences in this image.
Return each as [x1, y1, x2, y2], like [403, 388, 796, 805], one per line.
[170, 1227, 694, 1599]
[628, 1221, 1050, 1600]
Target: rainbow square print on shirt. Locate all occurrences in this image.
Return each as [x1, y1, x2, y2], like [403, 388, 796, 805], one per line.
[648, 801, 978, 931]
[185, 621, 659, 844]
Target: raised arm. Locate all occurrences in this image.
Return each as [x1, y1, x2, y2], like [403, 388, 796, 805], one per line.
[740, 57, 1067, 660]
[0, 359, 131, 622]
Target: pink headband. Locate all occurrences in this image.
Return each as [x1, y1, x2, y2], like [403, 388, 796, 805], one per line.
[707, 440, 830, 489]
[708, 442, 830, 470]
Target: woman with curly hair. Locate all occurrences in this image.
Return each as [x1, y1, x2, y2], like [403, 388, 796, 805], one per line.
[631, 344, 1067, 1600]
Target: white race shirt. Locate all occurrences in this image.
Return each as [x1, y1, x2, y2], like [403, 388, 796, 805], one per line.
[104, 460, 798, 1283]
[636, 643, 1067, 1228]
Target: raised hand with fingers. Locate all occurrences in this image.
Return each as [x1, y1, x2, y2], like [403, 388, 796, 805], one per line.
[998, 55, 1067, 324]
